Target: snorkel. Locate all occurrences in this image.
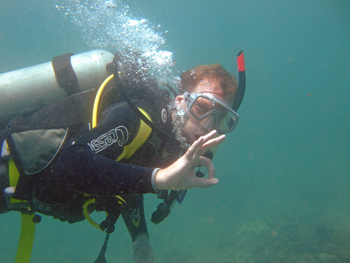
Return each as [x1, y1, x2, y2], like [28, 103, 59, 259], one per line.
[232, 51, 246, 112]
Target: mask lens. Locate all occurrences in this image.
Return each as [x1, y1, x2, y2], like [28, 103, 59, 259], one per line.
[217, 113, 237, 133]
[191, 97, 214, 118]
[186, 93, 239, 133]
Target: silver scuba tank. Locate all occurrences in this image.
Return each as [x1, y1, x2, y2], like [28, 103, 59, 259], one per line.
[0, 49, 114, 128]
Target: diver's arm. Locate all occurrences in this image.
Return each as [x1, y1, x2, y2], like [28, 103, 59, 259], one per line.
[54, 105, 226, 195]
[55, 130, 225, 195]
[55, 146, 155, 195]
[54, 102, 157, 195]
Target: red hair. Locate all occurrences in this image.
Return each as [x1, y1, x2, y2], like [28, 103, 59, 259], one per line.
[179, 63, 238, 102]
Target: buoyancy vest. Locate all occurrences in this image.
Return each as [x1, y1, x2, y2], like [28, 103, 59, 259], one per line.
[3, 83, 178, 216]
[4, 89, 97, 201]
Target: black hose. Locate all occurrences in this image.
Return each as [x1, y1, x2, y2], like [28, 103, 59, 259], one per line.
[94, 233, 110, 263]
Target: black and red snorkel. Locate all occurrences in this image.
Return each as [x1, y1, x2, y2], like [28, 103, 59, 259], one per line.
[232, 51, 246, 112]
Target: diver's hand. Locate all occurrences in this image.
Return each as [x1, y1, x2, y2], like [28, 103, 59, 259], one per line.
[133, 235, 154, 263]
[155, 130, 225, 190]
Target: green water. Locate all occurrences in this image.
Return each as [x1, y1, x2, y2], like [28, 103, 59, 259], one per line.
[0, 0, 349, 262]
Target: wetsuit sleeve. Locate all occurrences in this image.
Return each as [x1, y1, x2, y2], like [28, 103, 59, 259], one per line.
[54, 103, 157, 195]
[121, 194, 149, 242]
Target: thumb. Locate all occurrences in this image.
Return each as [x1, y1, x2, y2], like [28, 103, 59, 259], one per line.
[195, 177, 219, 188]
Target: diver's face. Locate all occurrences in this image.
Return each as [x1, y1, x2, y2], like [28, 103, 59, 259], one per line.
[174, 79, 231, 144]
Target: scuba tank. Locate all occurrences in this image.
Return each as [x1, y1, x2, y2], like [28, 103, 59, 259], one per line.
[0, 49, 114, 263]
[0, 49, 114, 128]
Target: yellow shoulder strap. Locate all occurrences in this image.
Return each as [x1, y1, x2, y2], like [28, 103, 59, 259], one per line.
[91, 75, 153, 160]
[116, 108, 152, 161]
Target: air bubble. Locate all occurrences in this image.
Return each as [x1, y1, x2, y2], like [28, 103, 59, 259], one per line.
[56, 0, 177, 91]
[105, 1, 113, 8]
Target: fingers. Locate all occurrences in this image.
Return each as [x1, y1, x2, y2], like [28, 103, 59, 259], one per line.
[194, 155, 218, 188]
[197, 130, 226, 156]
[201, 134, 226, 153]
[196, 177, 219, 188]
[185, 130, 226, 161]
[186, 130, 218, 156]
[201, 129, 218, 141]
[198, 156, 215, 179]
[184, 136, 204, 160]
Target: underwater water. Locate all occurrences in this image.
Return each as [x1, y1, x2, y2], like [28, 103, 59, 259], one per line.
[0, 0, 350, 262]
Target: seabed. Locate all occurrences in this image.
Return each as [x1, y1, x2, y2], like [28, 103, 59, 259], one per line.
[157, 209, 350, 263]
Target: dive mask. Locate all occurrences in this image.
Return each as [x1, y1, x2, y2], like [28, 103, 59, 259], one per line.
[183, 91, 239, 134]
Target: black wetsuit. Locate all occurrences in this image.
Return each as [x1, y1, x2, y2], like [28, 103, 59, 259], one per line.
[0, 97, 181, 242]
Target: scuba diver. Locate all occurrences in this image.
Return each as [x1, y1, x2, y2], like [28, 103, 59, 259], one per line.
[0, 50, 245, 263]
